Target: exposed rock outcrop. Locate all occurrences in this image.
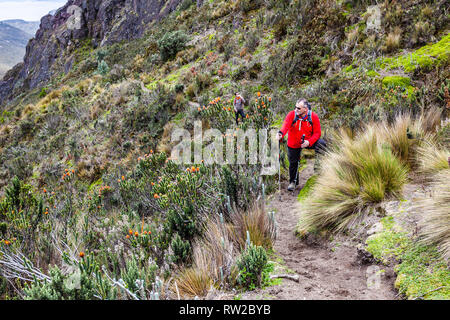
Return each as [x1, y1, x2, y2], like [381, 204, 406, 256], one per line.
[0, 0, 183, 106]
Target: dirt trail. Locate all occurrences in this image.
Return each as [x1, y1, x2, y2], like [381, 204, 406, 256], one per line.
[241, 160, 398, 300]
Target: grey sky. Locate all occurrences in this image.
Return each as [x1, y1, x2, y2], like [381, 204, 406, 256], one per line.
[0, 0, 66, 21]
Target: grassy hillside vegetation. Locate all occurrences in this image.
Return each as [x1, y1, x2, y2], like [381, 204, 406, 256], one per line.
[0, 0, 449, 299]
[296, 110, 449, 299]
[296, 111, 447, 233]
[297, 116, 411, 234]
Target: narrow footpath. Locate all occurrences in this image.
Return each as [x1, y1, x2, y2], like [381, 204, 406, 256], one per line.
[241, 160, 397, 300]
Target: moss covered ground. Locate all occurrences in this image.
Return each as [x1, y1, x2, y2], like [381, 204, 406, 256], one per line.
[366, 216, 450, 300]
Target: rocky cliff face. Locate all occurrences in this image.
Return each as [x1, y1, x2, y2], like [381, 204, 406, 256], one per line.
[0, 0, 184, 106]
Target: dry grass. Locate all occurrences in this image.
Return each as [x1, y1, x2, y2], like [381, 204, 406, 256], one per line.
[384, 27, 402, 52]
[157, 122, 175, 154]
[172, 216, 235, 298]
[410, 107, 442, 137]
[297, 120, 409, 234]
[415, 134, 449, 175]
[172, 202, 276, 297]
[229, 202, 276, 251]
[346, 27, 359, 45]
[296, 110, 446, 235]
[379, 114, 412, 165]
[36, 85, 70, 109]
[379, 110, 442, 167]
[410, 107, 447, 174]
[417, 169, 450, 261]
[194, 217, 235, 283]
[172, 267, 213, 298]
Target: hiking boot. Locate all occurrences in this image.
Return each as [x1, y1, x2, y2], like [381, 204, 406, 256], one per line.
[287, 183, 295, 191]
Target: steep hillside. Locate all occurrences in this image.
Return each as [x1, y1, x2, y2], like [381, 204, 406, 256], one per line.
[0, 0, 184, 101]
[0, 0, 448, 301]
[0, 0, 448, 190]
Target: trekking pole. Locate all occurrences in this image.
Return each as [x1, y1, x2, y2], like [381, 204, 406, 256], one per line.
[278, 138, 282, 201]
[293, 134, 305, 188]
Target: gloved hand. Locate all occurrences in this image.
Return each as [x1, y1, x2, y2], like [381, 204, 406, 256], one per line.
[301, 140, 310, 148]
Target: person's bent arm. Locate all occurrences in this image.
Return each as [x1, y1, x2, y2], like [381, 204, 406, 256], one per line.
[279, 111, 294, 139]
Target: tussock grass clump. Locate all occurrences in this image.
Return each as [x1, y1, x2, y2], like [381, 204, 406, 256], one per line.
[414, 109, 442, 134]
[173, 267, 213, 298]
[297, 110, 445, 235]
[169, 217, 229, 298]
[193, 217, 235, 283]
[379, 114, 412, 165]
[172, 202, 276, 298]
[383, 27, 402, 53]
[297, 121, 409, 234]
[417, 169, 450, 261]
[415, 135, 449, 175]
[229, 203, 276, 251]
[378, 111, 442, 167]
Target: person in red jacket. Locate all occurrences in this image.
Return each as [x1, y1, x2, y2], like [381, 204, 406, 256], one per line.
[277, 98, 327, 191]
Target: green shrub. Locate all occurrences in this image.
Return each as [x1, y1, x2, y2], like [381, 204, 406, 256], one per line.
[174, 83, 184, 93]
[120, 257, 157, 298]
[235, 243, 268, 290]
[97, 60, 109, 76]
[39, 87, 48, 98]
[246, 30, 260, 53]
[96, 49, 108, 63]
[24, 266, 99, 300]
[0, 176, 44, 255]
[124, 84, 172, 133]
[237, 0, 262, 13]
[179, 0, 194, 11]
[171, 233, 191, 264]
[166, 206, 198, 241]
[18, 119, 34, 138]
[158, 30, 189, 62]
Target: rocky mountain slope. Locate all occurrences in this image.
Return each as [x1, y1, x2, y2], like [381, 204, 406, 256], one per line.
[0, 0, 185, 103]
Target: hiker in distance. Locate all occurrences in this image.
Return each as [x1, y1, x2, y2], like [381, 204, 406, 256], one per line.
[233, 92, 246, 125]
[277, 98, 327, 191]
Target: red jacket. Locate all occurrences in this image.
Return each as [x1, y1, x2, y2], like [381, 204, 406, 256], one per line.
[280, 110, 321, 148]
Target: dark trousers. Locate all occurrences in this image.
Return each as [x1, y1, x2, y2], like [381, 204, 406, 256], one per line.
[288, 138, 327, 184]
[235, 109, 245, 125]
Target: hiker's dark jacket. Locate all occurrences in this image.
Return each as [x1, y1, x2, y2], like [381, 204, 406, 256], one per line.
[280, 110, 321, 148]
